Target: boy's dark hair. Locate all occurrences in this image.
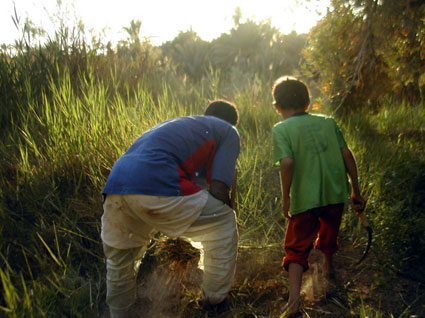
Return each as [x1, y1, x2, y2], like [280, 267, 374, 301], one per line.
[272, 76, 310, 110]
[205, 99, 239, 126]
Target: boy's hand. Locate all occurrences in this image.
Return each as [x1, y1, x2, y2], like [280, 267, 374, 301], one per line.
[283, 197, 291, 218]
[279, 158, 293, 219]
[351, 193, 366, 214]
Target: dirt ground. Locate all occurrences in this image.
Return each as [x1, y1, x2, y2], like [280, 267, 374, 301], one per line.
[102, 237, 422, 318]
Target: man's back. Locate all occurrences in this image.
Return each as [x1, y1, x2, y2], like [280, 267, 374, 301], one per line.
[103, 115, 240, 197]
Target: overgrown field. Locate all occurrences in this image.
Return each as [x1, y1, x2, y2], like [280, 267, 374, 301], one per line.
[1, 20, 424, 317]
[1, 63, 424, 317]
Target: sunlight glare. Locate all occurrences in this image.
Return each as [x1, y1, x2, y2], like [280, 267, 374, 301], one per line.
[0, 0, 330, 46]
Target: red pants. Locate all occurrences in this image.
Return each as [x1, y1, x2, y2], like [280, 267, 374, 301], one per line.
[283, 203, 344, 271]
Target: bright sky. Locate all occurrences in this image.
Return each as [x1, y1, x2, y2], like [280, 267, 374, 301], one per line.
[0, 0, 330, 46]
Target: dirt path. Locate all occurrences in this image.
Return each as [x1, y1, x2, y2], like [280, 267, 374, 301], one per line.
[102, 237, 421, 317]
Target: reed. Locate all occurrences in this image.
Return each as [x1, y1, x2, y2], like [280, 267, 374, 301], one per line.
[0, 29, 424, 318]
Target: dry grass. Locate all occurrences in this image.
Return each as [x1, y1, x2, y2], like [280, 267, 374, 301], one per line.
[124, 237, 423, 318]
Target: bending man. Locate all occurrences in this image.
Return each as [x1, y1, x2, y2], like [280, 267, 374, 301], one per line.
[101, 100, 240, 318]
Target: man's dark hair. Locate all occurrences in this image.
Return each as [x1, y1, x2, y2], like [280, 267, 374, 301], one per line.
[272, 76, 310, 110]
[205, 99, 239, 126]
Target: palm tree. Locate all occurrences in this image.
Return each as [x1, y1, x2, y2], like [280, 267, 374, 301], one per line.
[122, 19, 142, 47]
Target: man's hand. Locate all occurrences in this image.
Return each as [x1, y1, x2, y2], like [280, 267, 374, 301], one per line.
[230, 170, 238, 212]
[209, 180, 231, 207]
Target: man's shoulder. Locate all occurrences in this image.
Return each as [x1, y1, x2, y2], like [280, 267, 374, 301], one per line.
[203, 116, 239, 137]
[162, 115, 234, 131]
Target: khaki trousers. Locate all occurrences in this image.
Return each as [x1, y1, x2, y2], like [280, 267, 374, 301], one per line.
[101, 191, 238, 318]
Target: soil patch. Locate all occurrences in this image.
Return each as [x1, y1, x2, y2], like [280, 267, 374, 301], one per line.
[102, 237, 423, 317]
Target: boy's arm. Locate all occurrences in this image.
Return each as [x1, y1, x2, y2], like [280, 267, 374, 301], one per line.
[280, 157, 294, 218]
[341, 147, 366, 213]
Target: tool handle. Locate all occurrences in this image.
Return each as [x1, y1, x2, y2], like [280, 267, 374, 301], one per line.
[358, 212, 369, 228]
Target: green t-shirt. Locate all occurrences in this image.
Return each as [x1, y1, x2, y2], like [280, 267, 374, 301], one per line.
[272, 113, 350, 215]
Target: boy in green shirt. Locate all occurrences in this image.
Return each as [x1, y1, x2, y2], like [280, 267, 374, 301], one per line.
[271, 76, 366, 317]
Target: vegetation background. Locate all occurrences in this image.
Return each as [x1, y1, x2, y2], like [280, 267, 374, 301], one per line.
[0, 0, 424, 317]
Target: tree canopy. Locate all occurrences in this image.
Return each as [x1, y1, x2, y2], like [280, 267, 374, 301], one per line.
[303, 0, 425, 113]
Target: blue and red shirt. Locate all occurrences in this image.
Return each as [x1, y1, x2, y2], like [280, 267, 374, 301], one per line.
[102, 116, 240, 196]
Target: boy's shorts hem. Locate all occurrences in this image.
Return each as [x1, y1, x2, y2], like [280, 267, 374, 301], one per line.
[282, 203, 344, 272]
[315, 241, 340, 255]
[282, 258, 309, 272]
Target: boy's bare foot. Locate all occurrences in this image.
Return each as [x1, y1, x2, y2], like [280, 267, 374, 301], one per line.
[282, 307, 302, 317]
[282, 297, 301, 317]
[285, 262, 303, 317]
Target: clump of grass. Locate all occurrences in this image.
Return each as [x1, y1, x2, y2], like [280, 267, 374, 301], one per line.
[132, 238, 202, 317]
[154, 238, 200, 275]
[372, 102, 425, 137]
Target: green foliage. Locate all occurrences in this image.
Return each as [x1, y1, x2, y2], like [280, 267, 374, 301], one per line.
[211, 20, 307, 82]
[340, 102, 425, 282]
[161, 30, 212, 82]
[0, 4, 424, 317]
[303, 0, 425, 113]
[376, 0, 425, 104]
[157, 19, 308, 84]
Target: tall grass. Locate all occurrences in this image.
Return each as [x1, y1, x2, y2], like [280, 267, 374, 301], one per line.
[1, 32, 424, 318]
[338, 102, 425, 282]
[0, 49, 282, 316]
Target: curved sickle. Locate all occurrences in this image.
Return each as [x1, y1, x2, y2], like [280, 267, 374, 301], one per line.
[356, 213, 373, 265]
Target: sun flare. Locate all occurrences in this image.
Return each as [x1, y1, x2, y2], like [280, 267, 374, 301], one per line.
[0, 0, 329, 46]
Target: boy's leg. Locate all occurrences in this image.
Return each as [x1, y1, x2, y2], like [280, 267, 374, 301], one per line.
[315, 203, 344, 278]
[286, 262, 303, 315]
[182, 194, 238, 305]
[283, 210, 321, 316]
[283, 210, 321, 271]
